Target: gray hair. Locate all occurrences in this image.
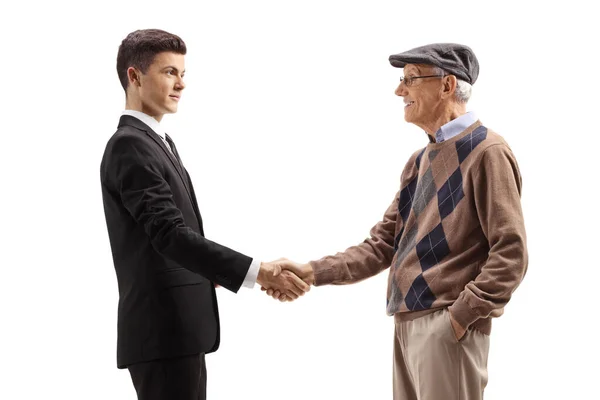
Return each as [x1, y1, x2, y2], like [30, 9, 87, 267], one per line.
[430, 66, 472, 103]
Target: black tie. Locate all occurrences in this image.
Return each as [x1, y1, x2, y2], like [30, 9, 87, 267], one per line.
[164, 134, 184, 169]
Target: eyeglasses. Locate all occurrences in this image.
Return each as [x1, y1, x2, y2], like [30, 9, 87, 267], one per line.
[399, 74, 447, 87]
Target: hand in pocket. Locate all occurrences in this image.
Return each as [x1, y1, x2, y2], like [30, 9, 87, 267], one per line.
[448, 311, 467, 341]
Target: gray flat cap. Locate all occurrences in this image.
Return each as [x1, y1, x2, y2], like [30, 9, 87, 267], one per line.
[389, 43, 479, 85]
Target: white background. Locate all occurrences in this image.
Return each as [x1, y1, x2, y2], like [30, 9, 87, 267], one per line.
[1, 0, 598, 399]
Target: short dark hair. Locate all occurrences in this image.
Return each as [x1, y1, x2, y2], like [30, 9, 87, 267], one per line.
[116, 29, 187, 92]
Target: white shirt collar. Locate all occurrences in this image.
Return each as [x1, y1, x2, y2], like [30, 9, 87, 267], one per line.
[122, 110, 167, 140]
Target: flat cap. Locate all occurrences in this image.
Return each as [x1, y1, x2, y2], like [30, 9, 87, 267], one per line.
[389, 43, 479, 85]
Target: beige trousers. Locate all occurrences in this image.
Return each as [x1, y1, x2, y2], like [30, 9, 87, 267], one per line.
[393, 309, 490, 400]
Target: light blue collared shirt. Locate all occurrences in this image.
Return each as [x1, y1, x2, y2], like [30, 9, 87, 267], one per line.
[121, 110, 261, 289]
[433, 111, 478, 143]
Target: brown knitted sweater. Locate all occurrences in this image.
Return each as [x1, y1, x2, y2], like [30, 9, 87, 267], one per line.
[310, 121, 528, 334]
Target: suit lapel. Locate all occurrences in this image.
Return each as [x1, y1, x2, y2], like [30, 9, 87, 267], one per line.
[145, 131, 189, 184]
[118, 116, 199, 223]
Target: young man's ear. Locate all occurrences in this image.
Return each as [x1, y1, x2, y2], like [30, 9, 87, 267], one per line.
[127, 67, 142, 87]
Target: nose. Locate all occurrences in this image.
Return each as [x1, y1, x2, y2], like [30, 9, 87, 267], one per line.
[176, 75, 186, 90]
[395, 82, 407, 97]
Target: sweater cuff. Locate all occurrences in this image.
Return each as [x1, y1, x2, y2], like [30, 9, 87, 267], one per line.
[310, 259, 337, 286]
[448, 298, 480, 329]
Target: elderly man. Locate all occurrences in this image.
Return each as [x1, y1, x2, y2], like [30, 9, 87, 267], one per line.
[266, 43, 528, 400]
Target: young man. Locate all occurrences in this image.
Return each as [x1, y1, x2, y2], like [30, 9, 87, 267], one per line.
[267, 43, 528, 400]
[100, 29, 309, 400]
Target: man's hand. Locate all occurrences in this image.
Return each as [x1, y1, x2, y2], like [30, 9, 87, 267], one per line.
[256, 260, 310, 301]
[260, 259, 315, 302]
[449, 312, 467, 341]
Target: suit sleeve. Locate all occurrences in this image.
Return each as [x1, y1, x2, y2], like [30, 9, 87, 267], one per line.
[448, 144, 528, 329]
[106, 134, 252, 293]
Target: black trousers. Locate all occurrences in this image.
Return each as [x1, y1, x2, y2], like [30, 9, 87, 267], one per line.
[128, 353, 206, 400]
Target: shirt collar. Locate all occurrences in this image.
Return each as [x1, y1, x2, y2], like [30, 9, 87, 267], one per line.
[433, 111, 478, 143]
[122, 110, 167, 140]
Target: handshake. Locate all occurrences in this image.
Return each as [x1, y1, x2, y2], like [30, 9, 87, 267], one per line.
[256, 259, 314, 302]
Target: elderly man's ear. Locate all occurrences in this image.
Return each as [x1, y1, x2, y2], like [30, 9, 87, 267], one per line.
[441, 75, 457, 98]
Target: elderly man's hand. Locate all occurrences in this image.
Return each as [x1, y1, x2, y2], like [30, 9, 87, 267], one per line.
[256, 260, 310, 301]
[260, 259, 315, 302]
[449, 312, 467, 341]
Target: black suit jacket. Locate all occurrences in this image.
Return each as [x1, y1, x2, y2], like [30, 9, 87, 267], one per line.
[100, 115, 252, 368]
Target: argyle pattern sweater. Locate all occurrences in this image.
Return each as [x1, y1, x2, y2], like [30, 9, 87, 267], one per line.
[310, 121, 527, 333]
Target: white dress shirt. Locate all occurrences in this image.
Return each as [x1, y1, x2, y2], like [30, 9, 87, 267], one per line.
[122, 110, 261, 288]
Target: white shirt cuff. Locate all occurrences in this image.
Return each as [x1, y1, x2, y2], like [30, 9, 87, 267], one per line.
[241, 258, 261, 289]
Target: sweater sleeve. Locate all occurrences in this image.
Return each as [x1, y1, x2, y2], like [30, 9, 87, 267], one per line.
[309, 191, 400, 286]
[448, 144, 528, 329]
